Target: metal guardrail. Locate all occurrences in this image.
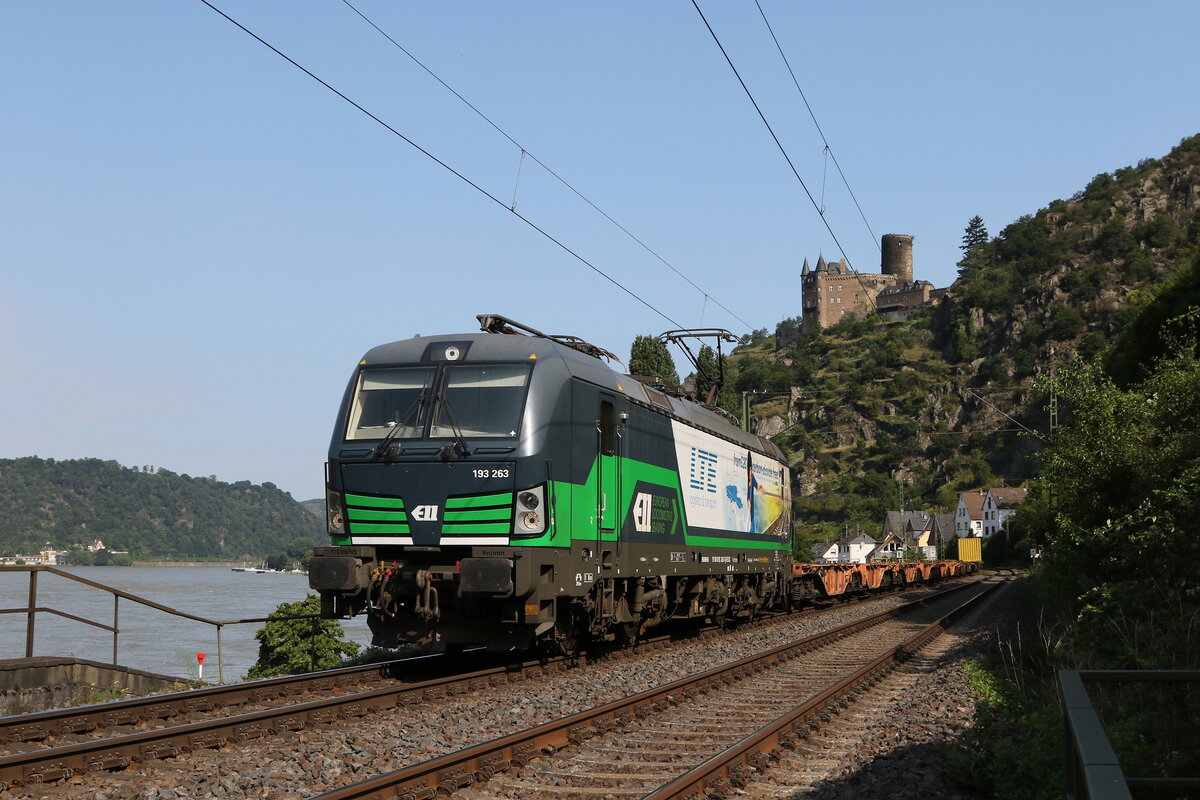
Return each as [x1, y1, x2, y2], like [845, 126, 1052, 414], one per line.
[0, 565, 321, 683]
[1060, 669, 1200, 800]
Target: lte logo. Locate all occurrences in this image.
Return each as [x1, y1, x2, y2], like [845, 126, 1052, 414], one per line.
[411, 505, 439, 521]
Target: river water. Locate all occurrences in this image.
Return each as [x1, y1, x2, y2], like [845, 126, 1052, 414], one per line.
[0, 566, 374, 683]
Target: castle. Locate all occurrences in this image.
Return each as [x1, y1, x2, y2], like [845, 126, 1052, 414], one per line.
[799, 234, 945, 335]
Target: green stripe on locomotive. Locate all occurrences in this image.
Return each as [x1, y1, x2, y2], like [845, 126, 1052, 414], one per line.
[443, 507, 510, 523]
[504, 454, 788, 552]
[445, 491, 513, 509]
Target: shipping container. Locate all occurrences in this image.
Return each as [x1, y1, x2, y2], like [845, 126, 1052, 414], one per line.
[957, 536, 983, 563]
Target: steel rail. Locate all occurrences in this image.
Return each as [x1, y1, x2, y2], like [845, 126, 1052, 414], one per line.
[0, 571, 969, 748]
[643, 578, 1004, 800]
[304, 579, 984, 800]
[0, 654, 450, 745]
[0, 577, 980, 791]
[0, 654, 567, 789]
[0, 606, 770, 748]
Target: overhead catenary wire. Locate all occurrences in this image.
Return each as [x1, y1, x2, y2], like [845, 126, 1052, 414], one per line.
[196, 0, 682, 330]
[690, 0, 879, 301]
[753, 0, 881, 253]
[338, 0, 754, 333]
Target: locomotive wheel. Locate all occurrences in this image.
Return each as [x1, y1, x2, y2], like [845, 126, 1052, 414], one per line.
[552, 601, 589, 657]
[709, 596, 730, 628]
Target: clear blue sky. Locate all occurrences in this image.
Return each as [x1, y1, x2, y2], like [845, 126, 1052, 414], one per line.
[3, 1, 1197, 502]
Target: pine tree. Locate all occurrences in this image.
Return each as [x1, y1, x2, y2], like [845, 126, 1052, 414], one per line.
[957, 215, 991, 278]
[629, 335, 680, 385]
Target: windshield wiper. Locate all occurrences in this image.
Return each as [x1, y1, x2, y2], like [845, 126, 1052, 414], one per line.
[373, 373, 432, 460]
[435, 391, 472, 458]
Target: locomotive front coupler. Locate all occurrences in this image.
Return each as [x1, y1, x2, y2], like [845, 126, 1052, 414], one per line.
[414, 568, 441, 623]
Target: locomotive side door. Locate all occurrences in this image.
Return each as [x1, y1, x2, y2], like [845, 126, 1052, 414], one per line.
[597, 396, 619, 537]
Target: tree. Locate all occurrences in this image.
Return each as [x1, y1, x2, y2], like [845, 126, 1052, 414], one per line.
[1047, 302, 1086, 341]
[1033, 333, 1200, 669]
[246, 595, 361, 678]
[957, 215, 991, 278]
[693, 344, 721, 402]
[689, 344, 740, 418]
[1106, 246, 1200, 386]
[629, 335, 679, 385]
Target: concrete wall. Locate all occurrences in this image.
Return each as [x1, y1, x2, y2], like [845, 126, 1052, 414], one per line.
[0, 657, 184, 715]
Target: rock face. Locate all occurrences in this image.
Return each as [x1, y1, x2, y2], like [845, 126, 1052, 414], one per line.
[734, 137, 1200, 522]
[756, 415, 788, 439]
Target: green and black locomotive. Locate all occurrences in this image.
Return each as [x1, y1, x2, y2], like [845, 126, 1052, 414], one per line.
[309, 315, 792, 652]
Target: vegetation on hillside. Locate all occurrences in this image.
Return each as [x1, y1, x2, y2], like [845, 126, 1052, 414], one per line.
[684, 133, 1200, 557]
[662, 134, 1200, 796]
[0, 457, 322, 561]
[952, 248, 1200, 798]
[658, 142, 1200, 795]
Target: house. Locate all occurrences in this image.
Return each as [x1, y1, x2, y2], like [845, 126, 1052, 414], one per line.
[881, 510, 944, 559]
[955, 490, 988, 539]
[870, 532, 906, 560]
[1, 548, 68, 565]
[836, 533, 877, 564]
[810, 542, 838, 563]
[983, 487, 1028, 537]
[882, 510, 930, 539]
[927, 513, 955, 558]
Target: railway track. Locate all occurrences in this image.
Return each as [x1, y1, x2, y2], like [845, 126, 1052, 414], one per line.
[305, 577, 999, 800]
[0, 612, 791, 769]
[0, 577, 982, 794]
[0, 652, 571, 790]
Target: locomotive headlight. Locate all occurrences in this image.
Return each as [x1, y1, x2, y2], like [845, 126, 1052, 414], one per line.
[327, 489, 346, 535]
[514, 484, 546, 535]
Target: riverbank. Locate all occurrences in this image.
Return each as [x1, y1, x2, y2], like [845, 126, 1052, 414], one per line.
[132, 562, 246, 567]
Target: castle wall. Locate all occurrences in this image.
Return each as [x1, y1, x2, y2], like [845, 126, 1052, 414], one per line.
[802, 269, 897, 334]
[875, 281, 932, 313]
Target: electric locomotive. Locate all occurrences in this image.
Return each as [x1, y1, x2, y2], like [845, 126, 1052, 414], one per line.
[309, 315, 792, 652]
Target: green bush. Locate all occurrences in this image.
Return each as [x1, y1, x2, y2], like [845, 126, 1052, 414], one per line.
[247, 595, 361, 679]
[953, 659, 1062, 800]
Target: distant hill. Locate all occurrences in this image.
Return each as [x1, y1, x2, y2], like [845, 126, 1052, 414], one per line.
[299, 499, 324, 519]
[0, 457, 322, 560]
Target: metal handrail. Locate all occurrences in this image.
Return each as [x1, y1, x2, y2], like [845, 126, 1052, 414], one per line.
[1060, 669, 1200, 800]
[0, 565, 321, 683]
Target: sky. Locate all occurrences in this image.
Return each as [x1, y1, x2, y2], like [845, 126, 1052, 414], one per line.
[2, 1, 1198, 502]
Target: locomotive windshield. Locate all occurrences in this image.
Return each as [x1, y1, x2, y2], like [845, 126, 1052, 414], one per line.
[345, 367, 435, 440]
[345, 363, 531, 441]
[430, 364, 531, 438]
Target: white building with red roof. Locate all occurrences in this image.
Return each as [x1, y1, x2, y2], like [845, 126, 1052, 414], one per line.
[955, 489, 988, 539]
[983, 487, 1029, 537]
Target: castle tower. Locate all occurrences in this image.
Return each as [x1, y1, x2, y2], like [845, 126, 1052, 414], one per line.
[880, 234, 914, 283]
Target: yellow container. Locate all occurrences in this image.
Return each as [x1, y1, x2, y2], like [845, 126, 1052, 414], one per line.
[957, 536, 982, 563]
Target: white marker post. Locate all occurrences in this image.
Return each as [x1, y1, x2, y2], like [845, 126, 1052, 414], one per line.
[196, 652, 206, 683]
